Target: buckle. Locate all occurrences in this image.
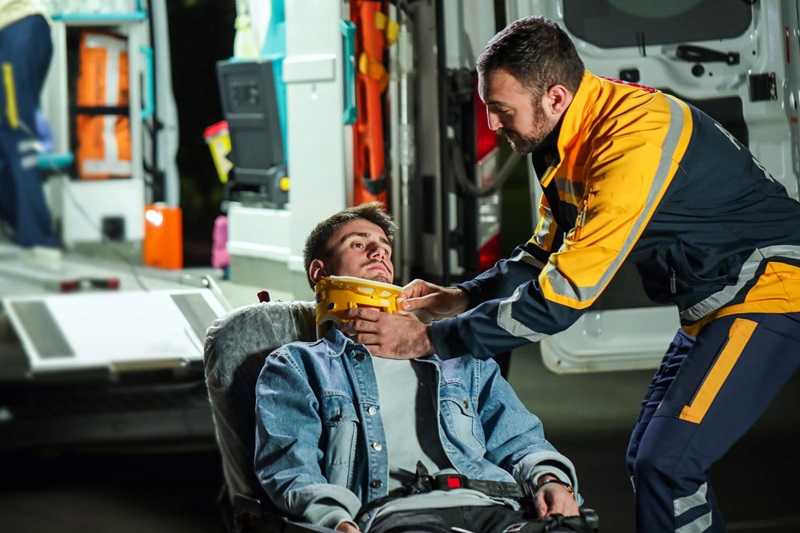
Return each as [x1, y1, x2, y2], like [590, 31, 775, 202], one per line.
[434, 474, 468, 490]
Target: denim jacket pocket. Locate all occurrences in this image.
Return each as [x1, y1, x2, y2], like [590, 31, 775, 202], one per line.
[440, 388, 486, 453]
[321, 392, 360, 488]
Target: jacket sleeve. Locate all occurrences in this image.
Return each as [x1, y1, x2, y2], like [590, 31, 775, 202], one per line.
[432, 131, 674, 361]
[254, 346, 362, 528]
[476, 359, 581, 503]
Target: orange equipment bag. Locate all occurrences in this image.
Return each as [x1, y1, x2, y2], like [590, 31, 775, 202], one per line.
[75, 30, 132, 180]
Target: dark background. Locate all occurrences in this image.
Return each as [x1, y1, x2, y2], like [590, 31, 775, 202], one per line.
[167, 0, 235, 267]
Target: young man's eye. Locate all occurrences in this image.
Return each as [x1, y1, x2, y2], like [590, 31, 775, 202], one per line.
[352, 242, 364, 249]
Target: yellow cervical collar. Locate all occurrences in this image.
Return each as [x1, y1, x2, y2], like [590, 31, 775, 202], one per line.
[314, 276, 402, 328]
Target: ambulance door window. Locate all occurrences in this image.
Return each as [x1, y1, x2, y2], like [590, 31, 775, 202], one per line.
[562, 0, 752, 49]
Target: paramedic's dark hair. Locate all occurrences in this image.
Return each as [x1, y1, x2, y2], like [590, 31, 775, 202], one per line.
[477, 16, 584, 97]
[303, 202, 397, 289]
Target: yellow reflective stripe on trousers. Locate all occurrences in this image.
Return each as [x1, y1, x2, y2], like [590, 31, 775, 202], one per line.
[679, 318, 757, 424]
[2, 63, 19, 129]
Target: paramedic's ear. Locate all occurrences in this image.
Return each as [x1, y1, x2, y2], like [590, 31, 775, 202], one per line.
[309, 259, 328, 284]
[545, 84, 573, 116]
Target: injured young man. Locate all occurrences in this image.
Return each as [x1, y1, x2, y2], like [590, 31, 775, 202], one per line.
[254, 202, 584, 533]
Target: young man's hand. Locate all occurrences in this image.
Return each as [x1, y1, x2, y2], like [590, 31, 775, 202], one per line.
[335, 521, 360, 533]
[535, 477, 580, 517]
[397, 279, 469, 319]
[341, 308, 433, 359]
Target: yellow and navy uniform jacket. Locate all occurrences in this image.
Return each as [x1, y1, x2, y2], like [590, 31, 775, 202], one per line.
[430, 70, 800, 361]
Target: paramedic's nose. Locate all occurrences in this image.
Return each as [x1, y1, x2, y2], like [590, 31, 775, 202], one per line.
[487, 109, 501, 131]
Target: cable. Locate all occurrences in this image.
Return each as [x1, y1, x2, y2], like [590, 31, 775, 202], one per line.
[447, 126, 523, 197]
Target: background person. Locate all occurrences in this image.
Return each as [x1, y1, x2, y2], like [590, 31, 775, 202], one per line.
[342, 16, 800, 533]
[0, 0, 57, 247]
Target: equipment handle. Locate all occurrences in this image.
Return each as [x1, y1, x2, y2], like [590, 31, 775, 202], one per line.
[140, 45, 154, 120]
[676, 44, 739, 65]
[341, 19, 357, 125]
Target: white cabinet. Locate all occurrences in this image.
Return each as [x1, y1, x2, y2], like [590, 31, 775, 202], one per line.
[41, 11, 154, 248]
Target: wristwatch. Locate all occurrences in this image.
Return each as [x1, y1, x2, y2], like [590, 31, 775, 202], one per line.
[536, 477, 575, 499]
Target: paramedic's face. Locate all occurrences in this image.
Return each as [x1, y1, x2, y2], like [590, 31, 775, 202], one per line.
[480, 70, 559, 154]
[324, 219, 394, 284]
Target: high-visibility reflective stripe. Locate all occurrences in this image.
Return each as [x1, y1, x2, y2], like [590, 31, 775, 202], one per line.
[679, 318, 756, 424]
[674, 482, 708, 517]
[498, 286, 547, 342]
[2, 63, 19, 129]
[542, 96, 691, 308]
[681, 245, 800, 322]
[675, 512, 712, 533]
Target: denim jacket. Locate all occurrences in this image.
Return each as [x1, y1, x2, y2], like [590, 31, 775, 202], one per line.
[254, 328, 578, 530]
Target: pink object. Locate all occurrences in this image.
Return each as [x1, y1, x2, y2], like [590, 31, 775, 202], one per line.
[211, 215, 231, 270]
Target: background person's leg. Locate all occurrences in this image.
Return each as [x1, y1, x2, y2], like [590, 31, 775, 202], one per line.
[632, 314, 800, 533]
[0, 15, 56, 247]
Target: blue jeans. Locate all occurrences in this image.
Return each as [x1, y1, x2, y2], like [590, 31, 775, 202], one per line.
[0, 14, 57, 247]
[627, 313, 800, 532]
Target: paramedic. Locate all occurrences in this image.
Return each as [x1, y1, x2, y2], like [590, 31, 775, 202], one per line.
[342, 16, 800, 533]
[254, 202, 583, 533]
[0, 0, 57, 247]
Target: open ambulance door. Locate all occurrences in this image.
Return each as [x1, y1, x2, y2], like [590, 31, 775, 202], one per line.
[505, 0, 800, 373]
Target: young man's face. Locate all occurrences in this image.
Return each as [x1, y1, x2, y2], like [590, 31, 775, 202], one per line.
[313, 219, 394, 284]
[479, 70, 559, 154]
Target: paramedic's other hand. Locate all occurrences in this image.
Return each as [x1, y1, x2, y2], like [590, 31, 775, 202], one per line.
[398, 279, 469, 319]
[335, 521, 360, 533]
[535, 477, 580, 518]
[341, 308, 433, 359]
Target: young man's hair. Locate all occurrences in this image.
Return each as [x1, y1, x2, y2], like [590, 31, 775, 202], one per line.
[303, 202, 397, 289]
[477, 16, 584, 97]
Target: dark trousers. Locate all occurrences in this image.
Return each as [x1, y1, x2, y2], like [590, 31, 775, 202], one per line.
[0, 14, 56, 247]
[627, 313, 800, 532]
[368, 505, 539, 533]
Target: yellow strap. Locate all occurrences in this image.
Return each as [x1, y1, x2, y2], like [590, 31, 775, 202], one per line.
[2, 63, 19, 129]
[358, 52, 388, 92]
[374, 11, 399, 47]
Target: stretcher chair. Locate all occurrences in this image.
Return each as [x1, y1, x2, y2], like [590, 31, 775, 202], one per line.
[203, 297, 600, 533]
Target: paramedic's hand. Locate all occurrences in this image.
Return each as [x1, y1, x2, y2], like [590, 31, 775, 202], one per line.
[398, 279, 469, 319]
[535, 478, 580, 518]
[335, 521, 360, 533]
[341, 308, 434, 359]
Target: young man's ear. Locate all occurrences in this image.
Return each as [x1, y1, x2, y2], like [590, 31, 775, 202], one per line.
[309, 259, 328, 285]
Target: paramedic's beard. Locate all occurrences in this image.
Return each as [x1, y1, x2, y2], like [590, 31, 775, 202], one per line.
[500, 102, 556, 155]
[500, 123, 555, 155]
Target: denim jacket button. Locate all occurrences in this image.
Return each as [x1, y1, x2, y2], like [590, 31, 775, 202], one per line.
[368, 406, 377, 416]
[355, 352, 366, 361]
[371, 441, 382, 451]
[370, 480, 383, 488]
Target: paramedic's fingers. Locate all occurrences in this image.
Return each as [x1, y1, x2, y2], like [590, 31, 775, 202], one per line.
[342, 309, 433, 359]
[335, 521, 360, 533]
[398, 279, 468, 319]
[535, 485, 580, 517]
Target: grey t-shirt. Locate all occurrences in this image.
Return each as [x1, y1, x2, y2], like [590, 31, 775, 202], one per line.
[371, 357, 451, 491]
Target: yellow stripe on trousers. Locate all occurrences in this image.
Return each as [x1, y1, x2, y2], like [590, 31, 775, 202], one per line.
[2, 63, 19, 129]
[680, 318, 757, 424]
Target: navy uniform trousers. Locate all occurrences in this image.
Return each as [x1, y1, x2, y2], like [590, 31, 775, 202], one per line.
[627, 312, 800, 532]
[0, 13, 56, 247]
